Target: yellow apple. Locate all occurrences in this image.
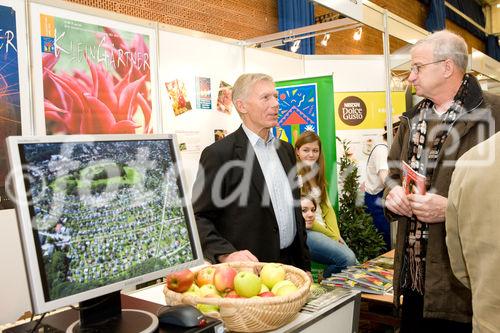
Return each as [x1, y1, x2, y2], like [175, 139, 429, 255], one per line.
[198, 284, 220, 297]
[275, 284, 298, 297]
[260, 284, 270, 293]
[271, 280, 295, 294]
[260, 263, 286, 289]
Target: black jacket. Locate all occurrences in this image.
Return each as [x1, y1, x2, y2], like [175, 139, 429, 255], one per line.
[192, 126, 311, 271]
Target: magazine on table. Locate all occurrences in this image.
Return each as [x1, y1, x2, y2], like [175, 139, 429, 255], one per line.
[301, 284, 353, 313]
[365, 255, 394, 270]
[401, 161, 426, 195]
[351, 264, 393, 284]
[321, 276, 392, 295]
[337, 270, 392, 292]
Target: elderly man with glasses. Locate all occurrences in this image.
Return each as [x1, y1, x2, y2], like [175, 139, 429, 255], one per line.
[384, 30, 500, 333]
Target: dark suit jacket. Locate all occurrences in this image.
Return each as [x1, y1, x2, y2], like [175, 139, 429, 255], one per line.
[192, 126, 311, 271]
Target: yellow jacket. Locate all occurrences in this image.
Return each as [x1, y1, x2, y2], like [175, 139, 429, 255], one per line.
[310, 193, 341, 241]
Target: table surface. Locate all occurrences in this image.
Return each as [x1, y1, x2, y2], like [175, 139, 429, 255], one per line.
[130, 283, 361, 333]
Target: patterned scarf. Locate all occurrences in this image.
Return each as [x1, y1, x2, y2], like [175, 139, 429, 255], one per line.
[401, 74, 471, 294]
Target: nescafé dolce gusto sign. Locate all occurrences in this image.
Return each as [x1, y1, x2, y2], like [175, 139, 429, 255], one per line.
[338, 96, 367, 126]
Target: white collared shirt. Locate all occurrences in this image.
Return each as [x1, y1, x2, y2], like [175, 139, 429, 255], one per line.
[242, 124, 296, 249]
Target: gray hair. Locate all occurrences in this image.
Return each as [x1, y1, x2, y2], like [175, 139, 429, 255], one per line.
[231, 73, 274, 109]
[413, 30, 468, 72]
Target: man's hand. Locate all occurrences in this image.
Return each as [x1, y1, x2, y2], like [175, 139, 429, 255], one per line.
[408, 193, 447, 223]
[385, 185, 412, 217]
[218, 250, 259, 263]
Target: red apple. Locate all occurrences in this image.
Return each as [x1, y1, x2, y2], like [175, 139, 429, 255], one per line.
[258, 291, 275, 297]
[166, 269, 195, 293]
[213, 266, 238, 293]
[195, 266, 216, 286]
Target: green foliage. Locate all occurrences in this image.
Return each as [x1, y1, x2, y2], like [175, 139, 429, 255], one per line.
[337, 139, 386, 263]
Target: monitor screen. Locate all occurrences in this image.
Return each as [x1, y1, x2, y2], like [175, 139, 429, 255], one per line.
[6, 134, 204, 314]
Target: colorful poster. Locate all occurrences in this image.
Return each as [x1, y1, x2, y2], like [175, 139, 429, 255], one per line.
[166, 79, 192, 116]
[276, 76, 337, 204]
[30, 4, 158, 135]
[195, 76, 211, 110]
[0, 3, 20, 209]
[216, 80, 232, 114]
[275, 83, 318, 143]
[334, 91, 406, 186]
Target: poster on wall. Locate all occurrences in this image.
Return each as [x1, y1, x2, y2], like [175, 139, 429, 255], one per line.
[195, 76, 211, 110]
[30, 3, 159, 135]
[216, 81, 232, 114]
[334, 91, 406, 186]
[275, 76, 337, 204]
[275, 83, 318, 143]
[166, 79, 192, 116]
[0, 1, 30, 210]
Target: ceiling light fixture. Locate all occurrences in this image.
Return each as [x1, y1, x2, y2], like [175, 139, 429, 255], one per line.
[320, 33, 330, 47]
[353, 27, 362, 41]
[290, 39, 301, 53]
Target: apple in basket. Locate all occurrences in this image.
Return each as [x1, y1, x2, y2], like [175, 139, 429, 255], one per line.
[258, 291, 275, 297]
[271, 280, 296, 294]
[166, 269, 195, 293]
[224, 290, 242, 298]
[198, 284, 220, 297]
[234, 271, 262, 298]
[275, 284, 298, 297]
[195, 266, 216, 286]
[260, 263, 286, 289]
[213, 265, 238, 293]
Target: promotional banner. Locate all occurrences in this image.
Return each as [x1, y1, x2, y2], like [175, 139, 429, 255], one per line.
[0, 1, 29, 209]
[30, 3, 159, 135]
[276, 76, 337, 203]
[334, 91, 406, 185]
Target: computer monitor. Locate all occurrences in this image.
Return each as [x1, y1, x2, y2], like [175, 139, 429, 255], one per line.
[6, 134, 205, 332]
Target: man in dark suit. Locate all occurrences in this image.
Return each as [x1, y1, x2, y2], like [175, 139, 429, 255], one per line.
[192, 73, 311, 272]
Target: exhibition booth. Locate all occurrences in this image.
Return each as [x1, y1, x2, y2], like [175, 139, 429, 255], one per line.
[0, 0, 499, 332]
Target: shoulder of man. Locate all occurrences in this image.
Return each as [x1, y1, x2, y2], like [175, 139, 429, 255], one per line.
[483, 91, 500, 110]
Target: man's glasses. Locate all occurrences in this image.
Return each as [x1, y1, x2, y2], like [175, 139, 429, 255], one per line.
[410, 59, 446, 74]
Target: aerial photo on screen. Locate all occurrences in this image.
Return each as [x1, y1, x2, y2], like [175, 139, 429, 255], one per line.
[20, 139, 194, 300]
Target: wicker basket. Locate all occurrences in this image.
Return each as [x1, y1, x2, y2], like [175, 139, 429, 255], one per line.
[163, 262, 311, 332]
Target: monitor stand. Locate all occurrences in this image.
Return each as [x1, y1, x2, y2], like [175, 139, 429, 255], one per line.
[66, 291, 158, 333]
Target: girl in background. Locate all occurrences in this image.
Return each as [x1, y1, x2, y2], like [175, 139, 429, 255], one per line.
[295, 131, 357, 278]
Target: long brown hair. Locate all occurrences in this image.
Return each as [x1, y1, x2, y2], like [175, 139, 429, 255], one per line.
[295, 131, 327, 204]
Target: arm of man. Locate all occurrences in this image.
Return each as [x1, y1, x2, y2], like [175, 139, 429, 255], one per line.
[384, 121, 412, 217]
[193, 145, 256, 263]
[408, 192, 447, 223]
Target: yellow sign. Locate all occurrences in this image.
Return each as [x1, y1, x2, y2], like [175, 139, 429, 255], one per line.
[334, 91, 406, 130]
[40, 15, 55, 38]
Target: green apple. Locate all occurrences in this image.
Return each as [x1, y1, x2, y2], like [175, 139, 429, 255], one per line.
[186, 284, 200, 294]
[196, 303, 219, 314]
[271, 280, 295, 294]
[260, 263, 286, 289]
[234, 271, 262, 298]
[275, 284, 298, 297]
[198, 284, 220, 297]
